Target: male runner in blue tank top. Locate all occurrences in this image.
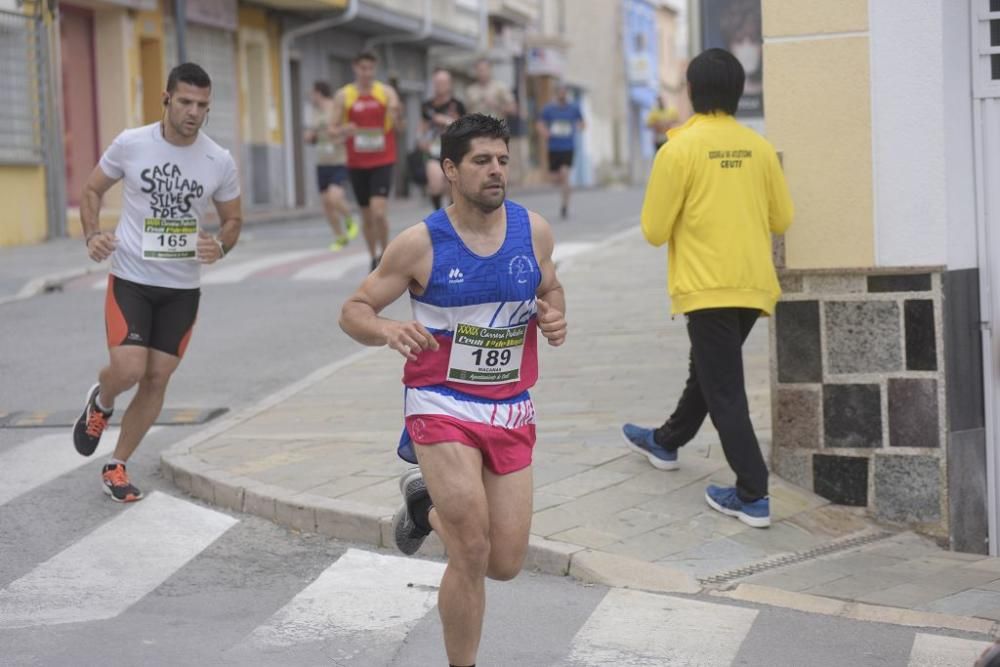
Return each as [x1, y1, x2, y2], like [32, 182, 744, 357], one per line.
[340, 114, 567, 667]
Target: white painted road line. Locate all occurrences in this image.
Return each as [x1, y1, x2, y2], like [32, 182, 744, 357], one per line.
[242, 548, 445, 649]
[552, 241, 595, 267]
[201, 249, 325, 284]
[0, 491, 236, 629]
[292, 254, 369, 281]
[564, 588, 758, 667]
[908, 633, 993, 667]
[0, 428, 158, 507]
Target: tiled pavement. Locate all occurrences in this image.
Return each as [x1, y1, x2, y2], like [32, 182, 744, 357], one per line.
[163, 230, 1000, 633]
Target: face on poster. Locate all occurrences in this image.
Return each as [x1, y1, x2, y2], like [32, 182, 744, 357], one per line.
[700, 0, 763, 117]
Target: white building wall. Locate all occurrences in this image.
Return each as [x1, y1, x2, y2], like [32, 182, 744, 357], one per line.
[942, 0, 978, 270]
[870, 0, 949, 267]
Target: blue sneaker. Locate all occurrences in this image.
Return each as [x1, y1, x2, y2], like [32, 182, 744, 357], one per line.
[705, 484, 770, 528]
[621, 423, 679, 470]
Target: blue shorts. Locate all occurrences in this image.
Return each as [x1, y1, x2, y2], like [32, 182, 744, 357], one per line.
[317, 165, 349, 192]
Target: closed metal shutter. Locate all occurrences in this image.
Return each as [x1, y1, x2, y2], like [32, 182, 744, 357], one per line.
[164, 22, 239, 155]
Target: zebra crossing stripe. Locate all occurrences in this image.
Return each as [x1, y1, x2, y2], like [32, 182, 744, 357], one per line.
[241, 548, 445, 649]
[292, 254, 369, 281]
[564, 588, 758, 666]
[908, 632, 994, 666]
[0, 428, 154, 507]
[0, 491, 236, 629]
[201, 249, 325, 284]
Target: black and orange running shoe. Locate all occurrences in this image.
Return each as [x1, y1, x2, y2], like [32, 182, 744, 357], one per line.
[73, 383, 112, 456]
[102, 463, 143, 503]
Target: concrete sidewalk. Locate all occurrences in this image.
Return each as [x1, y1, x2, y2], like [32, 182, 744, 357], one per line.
[162, 230, 1000, 636]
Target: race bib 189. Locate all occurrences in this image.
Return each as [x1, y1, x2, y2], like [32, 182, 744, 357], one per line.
[354, 130, 386, 152]
[142, 218, 197, 261]
[447, 322, 526, 385]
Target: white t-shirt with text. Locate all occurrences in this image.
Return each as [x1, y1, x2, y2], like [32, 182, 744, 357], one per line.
[99, 123, 241, 289]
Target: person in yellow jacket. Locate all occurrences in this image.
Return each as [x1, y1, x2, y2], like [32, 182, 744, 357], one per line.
[645, 97, 679, 152]
[622, 48, 793, 529]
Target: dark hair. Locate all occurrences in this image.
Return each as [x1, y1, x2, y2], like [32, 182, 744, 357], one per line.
[440, 113, 509, 167]
[353, 50, 378, 64]
[313, 81, 332, 98]
[686, 48, 744, 115]
[166, 62, 211, 93]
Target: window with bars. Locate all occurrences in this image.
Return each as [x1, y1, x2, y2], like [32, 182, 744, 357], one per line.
[986, 0, 1000, 83]
[0, 10, 43, 164]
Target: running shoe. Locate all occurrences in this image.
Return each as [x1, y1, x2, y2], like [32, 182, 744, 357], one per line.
[392, 467, 432, 555]
[329, 236, 349, 252]
[345, 215, 359, 241]
[621, 423, 679, 470]
[102, 463, 144, 503]
[73, 383, 112, 457]
[704, 484, 770, 528]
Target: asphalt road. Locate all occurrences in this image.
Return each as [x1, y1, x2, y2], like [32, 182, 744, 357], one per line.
[1, 187, 993, 666]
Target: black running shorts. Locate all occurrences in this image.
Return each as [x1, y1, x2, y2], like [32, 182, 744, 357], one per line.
[348, 164, 394, 207]
[105, 275, 200, 358]
[547, 150, 574, 172]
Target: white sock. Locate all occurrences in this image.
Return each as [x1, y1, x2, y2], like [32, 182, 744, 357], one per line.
[95, 392, 113, 413]
[107, 458, 126, 467]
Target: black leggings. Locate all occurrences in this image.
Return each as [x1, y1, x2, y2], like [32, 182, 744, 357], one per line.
[654, 307, 768, 501]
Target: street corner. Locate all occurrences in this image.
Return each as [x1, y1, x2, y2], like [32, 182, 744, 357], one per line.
[568, 548, 702, 595]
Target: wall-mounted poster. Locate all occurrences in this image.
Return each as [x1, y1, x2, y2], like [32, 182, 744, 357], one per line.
[700, 0, 762, 117]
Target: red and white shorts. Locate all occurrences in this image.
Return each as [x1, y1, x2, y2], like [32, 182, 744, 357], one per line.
[399, 386, 536, 475]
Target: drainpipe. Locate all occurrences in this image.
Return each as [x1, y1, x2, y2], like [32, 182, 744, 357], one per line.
[174, 0, 187, 63]
[280, 0, 360, 208]
[972, 99, 998, 555]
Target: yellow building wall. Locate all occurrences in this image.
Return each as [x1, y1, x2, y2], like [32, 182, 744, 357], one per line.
[0, 167, 48, 247]
[762, 0, 867, 36]
[763, 3, 874, 269]
[268, 20, 284, 145]
[237, 6, 284, 146]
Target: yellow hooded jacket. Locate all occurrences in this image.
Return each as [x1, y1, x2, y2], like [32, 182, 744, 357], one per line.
[641, 113, 794, 315]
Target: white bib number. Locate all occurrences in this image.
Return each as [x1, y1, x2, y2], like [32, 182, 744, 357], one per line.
[354, 129, 386, 153]
[550, 120, 573, 138]
[142, 218, 197, 261]
[447, 322, 526, 385]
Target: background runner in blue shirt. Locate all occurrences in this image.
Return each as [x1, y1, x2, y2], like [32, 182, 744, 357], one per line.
[538, 84, 585, 220]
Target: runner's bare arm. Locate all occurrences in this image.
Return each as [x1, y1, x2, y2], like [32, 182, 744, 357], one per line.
[80, 165, 120, 262]
[325, 100, 346, 140]
[331, 88, 354, 135]
[387, 85, 404, 128]
[500, 86, 517, 116]
[529, 211, 567, 346]
[418, 114, 432, 150]
[339, 224, 439, 360]
[534, 119, 549, 141]
[201, 196, 242, 262]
